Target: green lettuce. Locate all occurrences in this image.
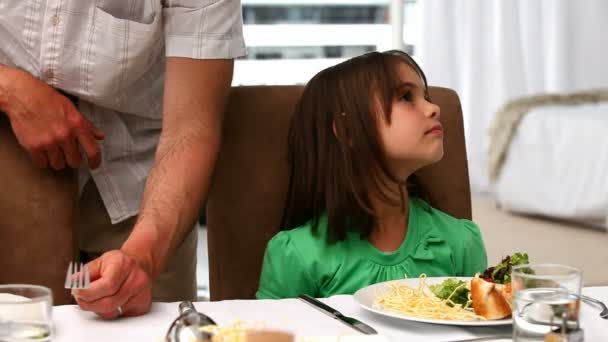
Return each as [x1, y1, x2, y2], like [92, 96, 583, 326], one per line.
[430, 278, 470, 307]
[481, 252, 531, 284]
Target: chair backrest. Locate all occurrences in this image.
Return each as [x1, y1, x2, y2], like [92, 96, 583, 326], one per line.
[0, 115, 78, 305]
[206, 86, 471, 301]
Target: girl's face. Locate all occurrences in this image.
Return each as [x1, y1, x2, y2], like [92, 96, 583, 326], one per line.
[377, 62, 443, 177]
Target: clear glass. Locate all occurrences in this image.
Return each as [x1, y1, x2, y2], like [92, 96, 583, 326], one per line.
[0, 285, 53, 341]
[512, 264, 583, 342]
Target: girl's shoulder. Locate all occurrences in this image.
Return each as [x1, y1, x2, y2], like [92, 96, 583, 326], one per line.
[411, 197, 481, 238]
[266, 215, 335, 258]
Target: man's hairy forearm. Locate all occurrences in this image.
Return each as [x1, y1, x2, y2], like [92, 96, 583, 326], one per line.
[121, 58, 234, 278]
[126, 125, 220, 278]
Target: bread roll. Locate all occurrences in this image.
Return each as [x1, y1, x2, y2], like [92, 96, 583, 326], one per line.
[470, 278, 512, 320]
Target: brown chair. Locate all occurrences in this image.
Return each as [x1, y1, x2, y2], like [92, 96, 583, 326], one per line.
[206, 85, 471, 301]
[0, 115, 78, 305]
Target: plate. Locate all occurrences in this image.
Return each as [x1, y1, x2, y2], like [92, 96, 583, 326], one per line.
[353, 277, 512, 326]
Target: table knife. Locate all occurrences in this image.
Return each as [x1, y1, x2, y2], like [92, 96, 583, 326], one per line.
[298, 294, 377, 335]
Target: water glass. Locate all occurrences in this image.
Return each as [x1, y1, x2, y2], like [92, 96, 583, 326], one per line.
[0, 284, 53, 341]
[512, 264, 583, 342]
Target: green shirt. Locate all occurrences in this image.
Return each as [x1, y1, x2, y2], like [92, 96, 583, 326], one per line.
[256, 197, 488, 299]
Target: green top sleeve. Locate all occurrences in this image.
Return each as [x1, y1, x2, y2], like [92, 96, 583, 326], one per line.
[456, 219, 488, 276]
[255, 231, 318, 299]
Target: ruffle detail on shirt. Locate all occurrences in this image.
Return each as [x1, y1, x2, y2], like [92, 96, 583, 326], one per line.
[411, 228, 445, 261]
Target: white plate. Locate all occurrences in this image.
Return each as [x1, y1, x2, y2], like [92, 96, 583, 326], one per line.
[353, 277, 512, 326]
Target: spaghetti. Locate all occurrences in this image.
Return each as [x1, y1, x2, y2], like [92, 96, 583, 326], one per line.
[373, 274, 485, 321]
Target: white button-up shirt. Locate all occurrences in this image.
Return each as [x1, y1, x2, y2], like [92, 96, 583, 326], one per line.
[0, 0, 247, 223]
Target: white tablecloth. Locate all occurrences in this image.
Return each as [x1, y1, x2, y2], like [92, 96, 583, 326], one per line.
[52, 287, 608, 341]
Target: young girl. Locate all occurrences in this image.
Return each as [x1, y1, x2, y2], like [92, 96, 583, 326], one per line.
[256, 50, 487, 299]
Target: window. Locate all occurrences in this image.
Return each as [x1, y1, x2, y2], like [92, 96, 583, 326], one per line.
[234, 0, 418, 85]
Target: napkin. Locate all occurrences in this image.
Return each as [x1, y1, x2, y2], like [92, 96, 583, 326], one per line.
[0, 293, 44, 321]
[296, 336, 390, 342]
[239, 331, 390, 342]
[0, 293, 29, 302]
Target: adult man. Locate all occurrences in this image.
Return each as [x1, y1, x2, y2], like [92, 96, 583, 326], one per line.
[0, 0, 246, 318]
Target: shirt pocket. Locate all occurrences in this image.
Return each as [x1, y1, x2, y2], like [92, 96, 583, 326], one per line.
[82, 3, 164, 107]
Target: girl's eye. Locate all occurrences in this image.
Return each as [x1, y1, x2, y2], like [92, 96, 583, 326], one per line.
[400, 91, 413, 102]
[424, 92, 433, 102]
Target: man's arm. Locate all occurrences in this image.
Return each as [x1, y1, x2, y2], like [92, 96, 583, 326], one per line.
[74, 57, 233, 318]
[123, 57, 233, 278]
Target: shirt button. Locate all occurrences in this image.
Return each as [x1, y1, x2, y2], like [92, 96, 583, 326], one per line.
[51, 15, 60, 26]
[44, 69, 54, 80]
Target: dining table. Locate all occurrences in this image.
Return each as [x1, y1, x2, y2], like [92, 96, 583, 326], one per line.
[51, 286, 608, 341]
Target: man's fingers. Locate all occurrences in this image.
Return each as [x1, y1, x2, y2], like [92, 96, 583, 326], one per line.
[65, 107, 102, 168]
[46, 145, 66, 170]
[91, 125, 105, 140]
[120, 287, 152, 317]
[92, 288, 151, 320]
[84, 257, 102, 281]
[29, 149, 48, 168]
[76, 131, 102, 169]
[72, 256, 129, 302]
[80, 117, 105, 141]
[76, 268, 127, 303]
[75, 264, 152, 319]
[95, 309, 121, 320]
[60, 138, 81, 168]
[75, 269, 136, 315]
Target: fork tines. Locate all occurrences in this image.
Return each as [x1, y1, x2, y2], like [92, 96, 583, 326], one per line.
[64, 261, 90, 289]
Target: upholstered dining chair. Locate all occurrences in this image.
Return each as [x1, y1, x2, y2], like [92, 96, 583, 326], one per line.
[0, 115, 78, 305]
[206, 85, 472, 301]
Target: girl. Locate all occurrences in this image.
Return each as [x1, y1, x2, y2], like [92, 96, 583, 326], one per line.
[256, 50, 487, 299]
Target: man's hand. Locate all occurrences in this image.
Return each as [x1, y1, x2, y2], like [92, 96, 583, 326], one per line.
[0, 66, 104, 169]
[72, 250, 152, 319]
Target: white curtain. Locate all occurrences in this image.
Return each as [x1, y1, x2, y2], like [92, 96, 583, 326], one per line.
[415, 0, 608, 192]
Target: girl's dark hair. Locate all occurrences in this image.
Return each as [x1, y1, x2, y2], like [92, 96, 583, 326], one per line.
[281, 50, 429, 241]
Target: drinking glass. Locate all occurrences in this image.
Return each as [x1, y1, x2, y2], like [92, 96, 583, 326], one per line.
[0, 284, 53, 341]
[512, 264, 583, 342]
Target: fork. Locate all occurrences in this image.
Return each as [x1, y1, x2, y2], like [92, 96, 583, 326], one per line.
[579, 294, 608, 319]
[64, 261, 90, 289]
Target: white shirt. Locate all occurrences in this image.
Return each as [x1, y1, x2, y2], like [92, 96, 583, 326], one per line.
[0, 0, 247, 223]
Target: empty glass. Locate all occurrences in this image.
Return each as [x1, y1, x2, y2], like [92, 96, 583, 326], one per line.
[512, 264, 583, 342]
[0, 284, 53, 341]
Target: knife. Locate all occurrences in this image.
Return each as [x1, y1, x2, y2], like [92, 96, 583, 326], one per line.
[298, 294, 378, 335]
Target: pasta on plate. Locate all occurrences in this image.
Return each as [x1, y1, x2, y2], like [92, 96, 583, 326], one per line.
[373, 274, 484, 321]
